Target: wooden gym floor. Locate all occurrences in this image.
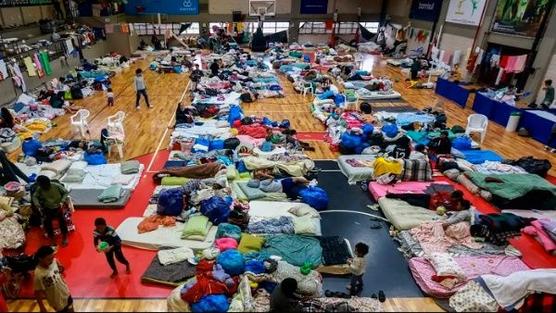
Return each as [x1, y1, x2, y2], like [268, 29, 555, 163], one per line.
[7, 53, 555, 312]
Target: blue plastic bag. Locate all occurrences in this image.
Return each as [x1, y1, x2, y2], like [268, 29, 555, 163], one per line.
[22, 138, 43, 157]
[279, 119, 291, 129]
[84, 152, 107, 165]
[245, 259, 265, 274]
[362, 123, 374, 136]
[157, 188, 184, 216]
[334, 94, 345, 105]
[200, 196, 231, 225]
[191, 295, 229, 313]
[382, 123, 399, 138]
[209, 140, 224, 151]
[340, 132, 363, 149]
[216, 249, 245, 276]
[228, 105, 243, 125]
[318, 90, 335, 100]
[193, 137, 210, 152]
[452, 136, 472, 151]
[299, 186, 329, 211]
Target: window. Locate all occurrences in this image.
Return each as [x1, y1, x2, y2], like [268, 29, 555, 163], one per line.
[176, 23, 200, 35]
[132, 23, 200, 36]
[261, 22, 289, 34]
[338, 22, 358, 34]
[299, 22, 332, 34]
[361, 22, 379, 33]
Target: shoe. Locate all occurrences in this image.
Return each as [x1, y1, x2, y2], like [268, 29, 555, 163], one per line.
[545, 145, 550, 150]
[110, 272, 118, 278]
[371, 293, 377, 299]
[551, 149, 556, 153]
[378, 290, 386, 303]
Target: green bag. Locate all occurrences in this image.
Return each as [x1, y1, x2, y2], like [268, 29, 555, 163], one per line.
[64, 90, 73, 100]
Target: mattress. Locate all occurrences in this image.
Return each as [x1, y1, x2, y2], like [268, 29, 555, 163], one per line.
[501, 209, 556, 220]
[248, 201, 322, 236]
[378, 197, 440, 230]
[63, 164, 144, 191]
[338, 155, 375, 185]
[70, 189, 131, 209]
[141, 255, 196, 287]
[356, 89, 401, 100]
[368, 181, 451, 200]
[408, 255, 529, 298]
[116, 217, 217, 250]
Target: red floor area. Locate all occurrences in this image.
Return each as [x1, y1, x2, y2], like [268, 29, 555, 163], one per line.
[435, 176, 556, 269]
[18, 150, 172, 299]
[15, 151, 556, 299]
[296, 131, 326, 141]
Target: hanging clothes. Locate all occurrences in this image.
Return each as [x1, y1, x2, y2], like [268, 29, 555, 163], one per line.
[39, 51, 52, 76]
[8, 63, 26, 92]
[64, 39, 74, 55]
[442, 51, 452, 64]
[452, 50, 462, 66]
[431, 46, 440, 61]
[23, 57, 36, 77]
[33, 53, 45, 78]
[439, 50, 446, 64]
[506, 56, 517, 72]
[512, 54, 527, 73]
[495, 68, 504, 85]
[120, 23, 129, 33]
[0, 60, 8, 80]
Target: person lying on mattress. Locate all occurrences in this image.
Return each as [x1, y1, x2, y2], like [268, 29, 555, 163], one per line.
[427, 130, 452, 157]
[153, 162, 227, 184]
[251, 168, 313, 199]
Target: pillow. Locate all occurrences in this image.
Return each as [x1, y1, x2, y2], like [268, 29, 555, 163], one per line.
[238, 234, 265, 253]
[288, 204, 320, 218]
[427, 252, 465, 288]
[121, 160, 141, 174]
[69, 161, 88, 171]
[182, 215, 211, 240]
[39, 169, 57, 179]
[161, 177, 189, 186]
[237, 182, 266, 200]
[293, 216, 317, 235]
[61, 169, 86, 183]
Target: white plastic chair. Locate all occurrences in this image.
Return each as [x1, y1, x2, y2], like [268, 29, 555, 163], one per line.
[70, 109, 90, 139]
[465, 114, 488, 144]
[341, 93, 359, 111]
[302, 85, 314, 97]
[106, 111, 126, 159]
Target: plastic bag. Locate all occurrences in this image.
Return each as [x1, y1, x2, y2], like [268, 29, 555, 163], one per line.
[299, 187, 329, 211]
[200, 196, 232, 225]
[157, 188, 185, 216]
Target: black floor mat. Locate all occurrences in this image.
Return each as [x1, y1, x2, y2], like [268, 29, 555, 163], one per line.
[318, 171, 423, 298]
[314, 160, 340, 171]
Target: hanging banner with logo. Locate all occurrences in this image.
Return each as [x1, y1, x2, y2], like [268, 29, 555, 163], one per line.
[446, 0, 487, 26]
[409, 0, 442, 22]
[300, 0, 328, 14]
[491, 0, 552, 37]
[125, 0, 199, 15]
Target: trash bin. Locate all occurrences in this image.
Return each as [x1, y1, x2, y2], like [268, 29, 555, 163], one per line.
[506, 112, 521, 132]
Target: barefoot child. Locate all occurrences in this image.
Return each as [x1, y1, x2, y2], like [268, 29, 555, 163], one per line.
[94, 218, 130, 278]
[107, 88, 114, 107]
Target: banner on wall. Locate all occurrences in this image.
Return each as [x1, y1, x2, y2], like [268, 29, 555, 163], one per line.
[491, 0, 552, 37]
[409, 0, 442, 22]
[125, 0, 199, 15]
[446, 0, 487, 26]
[300, 0, 328, 14]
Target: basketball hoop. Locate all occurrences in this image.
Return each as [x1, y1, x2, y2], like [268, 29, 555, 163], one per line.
[249, 0, 276, 17]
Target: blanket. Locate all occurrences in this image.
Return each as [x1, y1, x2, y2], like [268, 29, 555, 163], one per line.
[158, 163, 223, 179]
[97, 184, 122, 203]
[142, 255, 196, 286]
[466, 173, 556, 200]
[121, 160, 141, 174]
[261, 234, 322, 267]
[242, 156, 315, 177]
[482, 269, 556, 310]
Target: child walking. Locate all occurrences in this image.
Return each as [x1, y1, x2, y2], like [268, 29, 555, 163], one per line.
[34, 246, 74, 313]
[107, 88, 114, 107]
[93, 218, 130, 278]
[347, 242, 369, 295]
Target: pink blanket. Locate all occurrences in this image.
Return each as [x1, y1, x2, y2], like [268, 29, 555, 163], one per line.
[409, 255, 529, 298]
[368, 181, 450, 200]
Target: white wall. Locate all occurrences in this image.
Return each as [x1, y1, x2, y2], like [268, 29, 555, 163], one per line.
[209, 0, 291, 15]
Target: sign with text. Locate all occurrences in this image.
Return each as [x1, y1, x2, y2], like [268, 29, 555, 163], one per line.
[300, 0, 328, 14]
[446, 0, 487, 26]
[125, 0, 199, 15]
[409, 0, 442, 22]
[0, 0, 52, 7]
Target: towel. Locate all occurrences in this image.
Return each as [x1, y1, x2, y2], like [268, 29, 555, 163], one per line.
[39, 51, 52, 76]
[121, 160, 140, 174]
[33, 53, 44, 78]
[0, 60, 8, 80]
[97, 184, 122, 203]
[23, 57, 36, 77]
[512, 55, 527, 73]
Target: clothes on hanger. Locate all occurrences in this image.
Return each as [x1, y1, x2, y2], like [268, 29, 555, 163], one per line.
[39, 51, 52, 75]
[33, 53, 45, 78]
[8, 62, 26, 92]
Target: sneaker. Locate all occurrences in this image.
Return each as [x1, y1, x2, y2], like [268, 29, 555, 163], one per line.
[545, 145, 550, 150]
[378, 290, 386, 303]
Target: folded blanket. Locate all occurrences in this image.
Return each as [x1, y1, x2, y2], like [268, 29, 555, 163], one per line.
[157, 247, 195, 266]
[61, 169, 86, 183]
[97, 184, 122, 203]
[121, 160, 141, 174]
[42, 159, 72, 175]
[182, 215, 211, 240]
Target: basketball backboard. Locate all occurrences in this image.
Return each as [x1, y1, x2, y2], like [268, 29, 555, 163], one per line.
[249, 0, 276, 17]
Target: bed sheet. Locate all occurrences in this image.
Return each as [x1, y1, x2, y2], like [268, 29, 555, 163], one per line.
[338, 155, 375, 185]
[409, 255, 529, 298]
[368, 181, 450, 200]
[63, 164, 144, 190]
[378, 197, 440, 230]
[356, 89, 401, 100]
[248, 201, 322, 236]
[117, 217, 216, 250]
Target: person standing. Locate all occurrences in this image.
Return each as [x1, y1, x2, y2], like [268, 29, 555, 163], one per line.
[190, 64, 203, 92]
[134, 69, 151, 110]
[32, 176, 70, 247]
[210, 59, 220, 77]
[34, 246, 73, 313]
[541, 79, 554, 110]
